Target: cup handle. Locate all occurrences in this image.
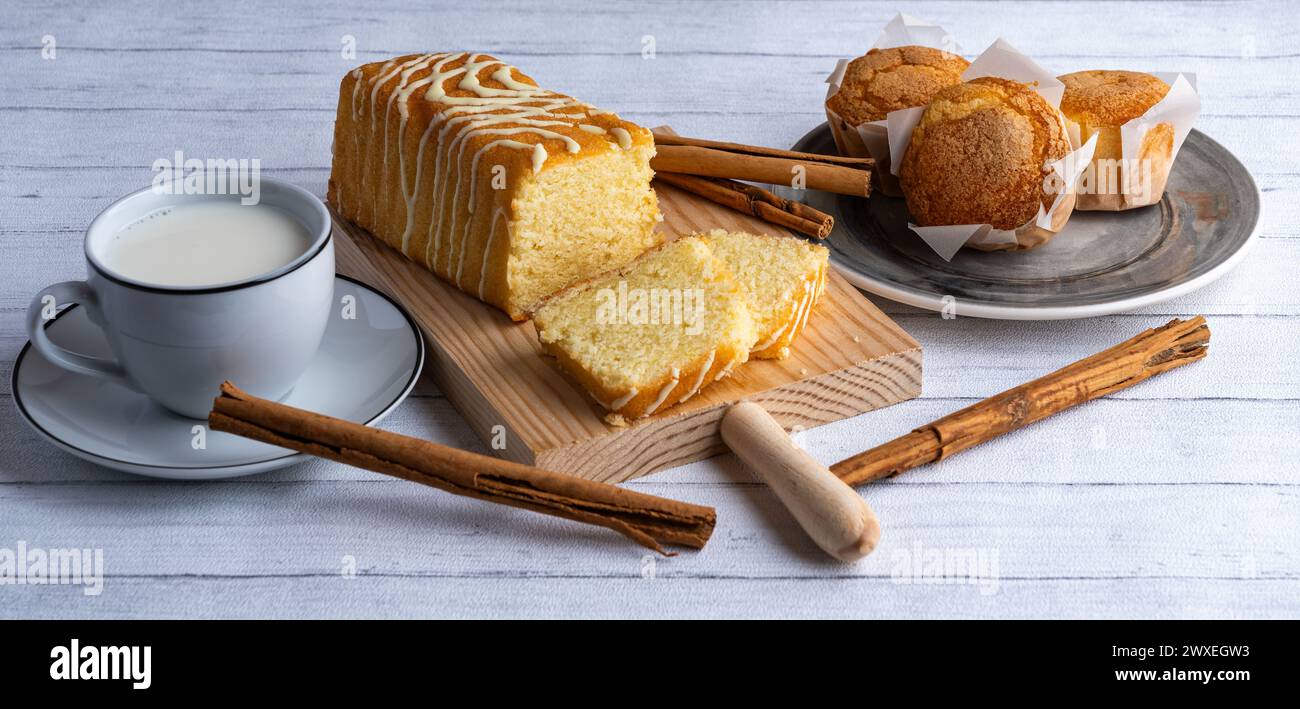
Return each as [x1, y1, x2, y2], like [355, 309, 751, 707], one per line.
[27, 281, 132, 388]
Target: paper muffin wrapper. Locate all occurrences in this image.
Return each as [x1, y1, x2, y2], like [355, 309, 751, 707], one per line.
[907, 132, 1097, 259]
[824, 13, 959, 197]
[1067, 73, 1201, 211]
[887, 39, 1097, 259]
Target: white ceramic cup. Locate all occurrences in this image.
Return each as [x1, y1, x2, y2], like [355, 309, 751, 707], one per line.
[26, 178, 335, 419]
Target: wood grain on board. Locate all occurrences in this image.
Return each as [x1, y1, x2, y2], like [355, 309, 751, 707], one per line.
[333, 179, 921, 482]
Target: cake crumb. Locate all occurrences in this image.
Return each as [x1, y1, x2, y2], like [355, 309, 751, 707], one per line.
[799, 367, 808, 376]
[852, 335, 861, 343]
[603, 413, 629, 427]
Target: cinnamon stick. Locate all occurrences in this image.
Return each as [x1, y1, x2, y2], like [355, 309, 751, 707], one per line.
[652, 132, 873, 198]
[654, 172, 834, 239]
[831, 317, 1211, 486]
[209, 382, 716, 554]
[653, 132, 876, 167]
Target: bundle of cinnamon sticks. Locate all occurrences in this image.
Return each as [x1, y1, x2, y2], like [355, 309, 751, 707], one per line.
[651, 132, 875, 239]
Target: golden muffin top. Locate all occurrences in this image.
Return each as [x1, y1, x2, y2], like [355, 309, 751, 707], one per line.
[1059, 70, 1170, 127]
[899, 77, 1071, 230]
[826, 46, 970, 125]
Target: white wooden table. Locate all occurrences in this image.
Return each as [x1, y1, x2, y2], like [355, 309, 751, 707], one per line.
[2, 0, 1297, 619]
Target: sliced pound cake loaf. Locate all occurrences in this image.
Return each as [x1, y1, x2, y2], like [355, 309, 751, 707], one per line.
[705, 230, 829, 360]
[532, 235, 757, 425]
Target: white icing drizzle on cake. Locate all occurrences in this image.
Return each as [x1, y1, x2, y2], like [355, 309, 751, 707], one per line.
[753, 321, 790, 353]
[387, 54, 443, 253]
[478, 208, 507, 300]
[678, 350, 716, 404]
[530, 143, 548, 174]
[755, 271, 823, 353]
[714, 355, 742, 381]
[790, 272, 820, 339]
[350, 68, 365, 120]
[643, 368, 681, 416]
[368, 57, 414, 225]
[349, 51, 637, 292]
[608, 388, 639, 411]
[346, 69, 366, 218]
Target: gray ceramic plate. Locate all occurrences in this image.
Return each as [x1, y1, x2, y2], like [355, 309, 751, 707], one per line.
[782, 124, 1261, 319]
[12, 275, 424, 479]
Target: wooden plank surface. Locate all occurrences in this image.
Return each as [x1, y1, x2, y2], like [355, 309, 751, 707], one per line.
[1, 0, 1297, 619]
[333, 177, 921, 482]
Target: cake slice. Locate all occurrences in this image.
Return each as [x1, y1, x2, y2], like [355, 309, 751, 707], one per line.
[328, 52, 662, 320]
[704, 230, 829, 359]
[532, 235, 757, 425]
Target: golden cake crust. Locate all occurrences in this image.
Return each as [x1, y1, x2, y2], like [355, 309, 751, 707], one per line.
[327, 52, 660, 320]
[544, 340, 750, 425]
[899, 76, 1071, 230]
[826, 46, 970, 125]
[1059, 70, 1170, 128]
[752, 261, 826, 359]
[339, 53, 654, 185]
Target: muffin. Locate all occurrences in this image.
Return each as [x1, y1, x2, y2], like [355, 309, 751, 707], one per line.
[828, 46, 970, 124]
[1059, 70, 1173, 210]
[899, 77, 1072, 245]
[825, 46, 969, 195]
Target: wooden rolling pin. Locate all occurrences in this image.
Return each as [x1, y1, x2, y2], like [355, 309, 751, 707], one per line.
[721, 402, 880, 562]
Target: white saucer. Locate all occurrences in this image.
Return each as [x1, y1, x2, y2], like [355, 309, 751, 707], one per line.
[12, 275, 424, 479]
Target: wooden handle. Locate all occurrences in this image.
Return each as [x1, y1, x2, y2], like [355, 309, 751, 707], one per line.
[720, 402, 880, 562]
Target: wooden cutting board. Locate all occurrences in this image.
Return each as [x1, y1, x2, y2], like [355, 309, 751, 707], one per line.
[333, 181, 921, 483]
